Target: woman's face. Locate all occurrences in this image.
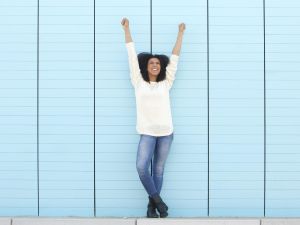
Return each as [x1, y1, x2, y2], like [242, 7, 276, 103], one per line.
[147, 57, 161, 78]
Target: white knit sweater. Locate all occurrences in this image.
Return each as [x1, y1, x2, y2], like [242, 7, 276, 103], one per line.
[126, 42, 179, 136]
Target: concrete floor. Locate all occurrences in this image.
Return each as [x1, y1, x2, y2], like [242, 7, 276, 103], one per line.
[1, 217, 300, 225]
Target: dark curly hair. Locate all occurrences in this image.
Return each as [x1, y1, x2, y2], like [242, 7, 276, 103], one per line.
[137, 52, 170, 83]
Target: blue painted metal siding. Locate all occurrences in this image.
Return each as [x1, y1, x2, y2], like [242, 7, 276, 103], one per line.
[265, 0, 300, 217]
[38, 0, 94, 216]
[209, 0, 264, 216]
[0, 0, 38, 216]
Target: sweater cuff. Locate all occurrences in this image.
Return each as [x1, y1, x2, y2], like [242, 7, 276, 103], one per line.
[170, 54, 179, 62]
[126, 41, 134, 48]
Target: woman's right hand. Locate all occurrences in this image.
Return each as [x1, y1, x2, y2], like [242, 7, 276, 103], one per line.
[121, 18, 129, 30]
[179, 23, 186, 33]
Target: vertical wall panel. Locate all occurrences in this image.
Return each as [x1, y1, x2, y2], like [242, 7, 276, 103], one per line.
[209, 0, 264, 216]
[95, 0, 150, 216]
[152, 0, 208, 217]
[39, 0, 94, 216]
[266, 0, 300, 217]
[0, 0, 37, 216]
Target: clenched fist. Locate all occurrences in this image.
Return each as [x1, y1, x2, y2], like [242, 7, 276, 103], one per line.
[179, 23, 186, 32]
[121, 17, 129, 30]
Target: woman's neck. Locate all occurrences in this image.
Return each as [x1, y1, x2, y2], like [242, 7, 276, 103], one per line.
[148, 74, 157, 82]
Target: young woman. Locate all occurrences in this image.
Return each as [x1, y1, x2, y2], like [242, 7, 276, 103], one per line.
[121, 17, 185, 218]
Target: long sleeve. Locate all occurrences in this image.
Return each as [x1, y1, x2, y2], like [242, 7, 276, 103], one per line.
[165, 54, 179, 89]
[125, 42, 142, 88]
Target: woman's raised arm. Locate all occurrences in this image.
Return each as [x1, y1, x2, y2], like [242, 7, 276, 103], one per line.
[172, 23, 186, 56]
[121, 18, 133, 43]
[121, 18, 142, 88]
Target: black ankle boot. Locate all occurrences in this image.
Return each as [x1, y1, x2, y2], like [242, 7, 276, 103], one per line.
[151, 194, 168, 218]
[147, 196, 159, 218]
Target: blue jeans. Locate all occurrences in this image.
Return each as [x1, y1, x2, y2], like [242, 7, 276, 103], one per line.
[136, 133, 174, 197]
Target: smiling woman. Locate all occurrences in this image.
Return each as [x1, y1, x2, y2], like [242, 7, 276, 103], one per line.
[121, 17, 185, 218]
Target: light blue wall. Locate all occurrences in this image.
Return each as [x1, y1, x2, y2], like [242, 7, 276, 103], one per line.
[265, 0, 300, 217]
[0, 0, 299, 218]
[209, 0, 264, 216]
[38, 0, 94, 216]
[0, 0, 38, 216]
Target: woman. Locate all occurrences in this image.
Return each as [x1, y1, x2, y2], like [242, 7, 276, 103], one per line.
[121, 17, 185, 218]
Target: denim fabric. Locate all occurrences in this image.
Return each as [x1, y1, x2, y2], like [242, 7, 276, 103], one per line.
[136, 133, 174, 197]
